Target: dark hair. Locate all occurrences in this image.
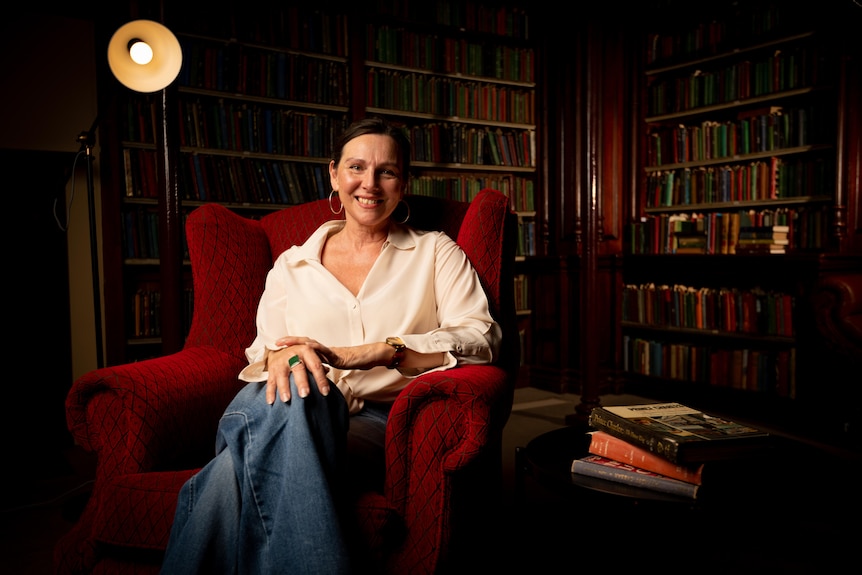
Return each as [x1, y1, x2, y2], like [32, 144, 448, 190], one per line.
[331, 117, 412, 178]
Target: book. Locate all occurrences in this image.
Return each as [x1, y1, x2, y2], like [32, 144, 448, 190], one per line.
[587, 430, 704, 485]
[588, 403, 771, 464]
[673, 231, 707, 254]
[571, 454, 700, 499]
[735, 243, 787, 255]
[738, 225, 789, 241]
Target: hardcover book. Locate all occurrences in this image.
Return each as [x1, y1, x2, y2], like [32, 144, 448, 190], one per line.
[571, 454, 700, 499]
[588, 403, 771, 464]
[587, 430, 704, 485]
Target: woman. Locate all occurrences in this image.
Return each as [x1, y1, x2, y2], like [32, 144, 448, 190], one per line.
[161, 117, 502, 574]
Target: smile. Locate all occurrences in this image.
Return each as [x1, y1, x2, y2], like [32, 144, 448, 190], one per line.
[357, 197, 383, 205]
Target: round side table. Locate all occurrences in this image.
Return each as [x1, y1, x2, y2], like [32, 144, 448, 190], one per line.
[515, 424, 701, 507]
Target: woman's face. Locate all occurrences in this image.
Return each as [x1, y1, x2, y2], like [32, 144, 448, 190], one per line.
[329, 134, 405, 229]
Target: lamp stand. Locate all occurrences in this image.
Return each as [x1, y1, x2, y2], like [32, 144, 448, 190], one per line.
[78, 123, 104, 369]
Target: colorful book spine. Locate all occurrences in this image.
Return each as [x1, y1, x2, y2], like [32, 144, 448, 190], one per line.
[587, 431, 704, 485]
[571, 455, 700, 499]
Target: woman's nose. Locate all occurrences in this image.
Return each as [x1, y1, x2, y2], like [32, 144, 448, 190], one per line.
[362, 170, 378, 189]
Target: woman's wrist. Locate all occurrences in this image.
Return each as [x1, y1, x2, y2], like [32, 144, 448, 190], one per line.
[384, 337, 406, 369]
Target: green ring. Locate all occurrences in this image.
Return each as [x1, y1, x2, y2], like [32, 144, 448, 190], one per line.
[288, 355, 302, 369]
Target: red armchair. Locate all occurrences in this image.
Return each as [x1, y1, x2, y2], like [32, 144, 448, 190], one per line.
[55, 188, 519, 574]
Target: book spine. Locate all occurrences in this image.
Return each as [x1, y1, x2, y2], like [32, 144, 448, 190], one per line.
[588, 408, 682, 463]
[571, 457, 699, 499]
[588, 431, 704, 485]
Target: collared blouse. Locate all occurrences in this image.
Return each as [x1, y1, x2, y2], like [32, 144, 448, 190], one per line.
[238, 220, 502, 414]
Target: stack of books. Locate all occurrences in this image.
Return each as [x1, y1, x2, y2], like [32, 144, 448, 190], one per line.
[571, 402, 771, 499]
[735, 224, 790, 255]
[673, 231, 708, 254]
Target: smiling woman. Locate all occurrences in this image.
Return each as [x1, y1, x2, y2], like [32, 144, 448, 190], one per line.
[160, 117, 503, 573]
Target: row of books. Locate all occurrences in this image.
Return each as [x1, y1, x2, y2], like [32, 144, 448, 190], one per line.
[645, 4, 799, 66]
[367, 24, 535, 83]
[571, 403, 771, 499]
[622, 336, 797, 397]
[514, 273, 530, 312]
[173, 6, 349, 56]
[122, 208, 190, 261]
[366, 68, 535, 124]
[373, 0, 532, 40]
[647, 44, 825, 116]
[408, 174, 534, 212]
[645, 104, 831, 167]
[129, 286, 194, 339]
[517, 218, 537, 258]
[627, 209, 829, 254]
[645, 155, 833, 207]
[122, 96, 348, 152]
[123, 148, 329, 205]
[128, 95, 535, 169]
[407, 124, 536, 168]
[177, 40, 350, 105]
[736, 224, 790, 255]
[177, 101, 347, 158]
[621, 281, 795, 336]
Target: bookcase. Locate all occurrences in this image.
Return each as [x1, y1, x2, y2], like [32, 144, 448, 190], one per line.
[98, 3, 351, 364]
[96, 0, 540, 366]
[358, 1, 539, 370]
[621, 0, 861, 442]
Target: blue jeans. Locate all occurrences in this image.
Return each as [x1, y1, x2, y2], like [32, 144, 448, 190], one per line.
[161, 375, 390, 574]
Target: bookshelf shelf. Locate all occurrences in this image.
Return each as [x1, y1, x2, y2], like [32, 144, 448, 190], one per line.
[365, 61, 536, 89]
[365, 107, 535, 131]
[620, 322, 796, 345]
[644, 144, 832, 173]
[643, 195, 833, 214]
[645, 31, 817, 76]
[643, 87, 825, 123]
[410, 161, 535, 173]
[180, 87, 351, 113]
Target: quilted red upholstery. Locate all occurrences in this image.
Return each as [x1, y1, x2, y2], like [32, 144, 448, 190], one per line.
[55, 189, 518, 574]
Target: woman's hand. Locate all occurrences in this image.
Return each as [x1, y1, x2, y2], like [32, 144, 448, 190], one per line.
[266, 337, 332, 404]
[268, 337, 394, 404]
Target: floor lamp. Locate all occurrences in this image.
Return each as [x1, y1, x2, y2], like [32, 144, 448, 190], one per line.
[78, 118, 103, 368]
[105, 19, 183, 358]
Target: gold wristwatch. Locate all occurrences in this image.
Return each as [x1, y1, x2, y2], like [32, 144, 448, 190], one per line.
[385, 337, 406, 369]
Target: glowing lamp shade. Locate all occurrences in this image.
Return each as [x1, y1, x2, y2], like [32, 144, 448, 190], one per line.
[107, 20, 182, 93]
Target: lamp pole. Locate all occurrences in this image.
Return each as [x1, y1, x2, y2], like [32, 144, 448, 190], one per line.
[78, 123, 104, 369]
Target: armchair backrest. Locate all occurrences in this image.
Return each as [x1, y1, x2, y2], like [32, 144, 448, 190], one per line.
[184, 188, 519, 375]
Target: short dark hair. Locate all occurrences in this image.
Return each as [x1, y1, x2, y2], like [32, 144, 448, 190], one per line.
[331, 117, 412, 178]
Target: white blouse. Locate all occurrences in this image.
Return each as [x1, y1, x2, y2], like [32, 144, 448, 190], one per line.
[238, 220, 502, 414]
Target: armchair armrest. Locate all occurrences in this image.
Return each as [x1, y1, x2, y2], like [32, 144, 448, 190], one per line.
[383, 364, 511, 508]
[66, 346, 248, 480]
[363, 364, 511, 571]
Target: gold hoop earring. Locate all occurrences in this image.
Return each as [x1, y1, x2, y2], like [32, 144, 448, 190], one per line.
[329, 190, 343, 215]
[394, 199, 410, 224]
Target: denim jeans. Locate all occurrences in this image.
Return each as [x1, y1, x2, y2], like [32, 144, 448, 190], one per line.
[161, 375, 389, 574]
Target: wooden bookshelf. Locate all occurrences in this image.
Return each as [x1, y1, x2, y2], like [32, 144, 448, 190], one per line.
[98, 3, 351, 364]
[622, 0, 861, 443]
[97, 0, 541, 366]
